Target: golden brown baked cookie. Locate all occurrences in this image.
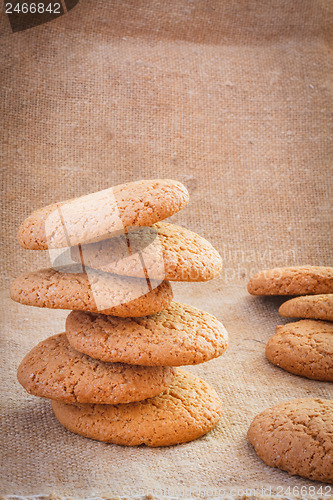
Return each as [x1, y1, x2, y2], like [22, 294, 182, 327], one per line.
[10, 266, 173, 317]
[247, 266, 333, 295]
[71, 222, 222, 282]
[248, 398, 333, 483]
[266, 320, 333, 381]
[17, 333, 175, 404]
[17, 179, 189, 249]
[65, 301, 228, 366]
[279, 294, 333, 321]
[52, 369, 222, 446]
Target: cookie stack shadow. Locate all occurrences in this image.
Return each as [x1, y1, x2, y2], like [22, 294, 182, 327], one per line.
[11, 179, 228, 447]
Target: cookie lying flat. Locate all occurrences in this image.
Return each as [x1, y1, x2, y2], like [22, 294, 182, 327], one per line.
[10, 266, 173, 317]
[71, 222, 222, 282]
[279, 294, 333, 321]
[65, 302, 228, 366]
[266, 320, 333, 381]
[248, 398, 333, 483]
[52, 369, 222, 447]
[247, 266, 333, 295]
[18, 333, 175, 404]
[17, 179, 189, 249]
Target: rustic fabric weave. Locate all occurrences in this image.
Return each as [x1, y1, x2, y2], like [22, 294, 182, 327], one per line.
[1, 0, 333, 498]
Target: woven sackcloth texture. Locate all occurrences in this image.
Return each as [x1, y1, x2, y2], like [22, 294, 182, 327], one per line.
[1, 1, 333, 498]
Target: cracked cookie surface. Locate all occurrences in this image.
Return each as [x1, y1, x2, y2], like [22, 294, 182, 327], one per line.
[247, 266, 333, 295]
[10, 266, 173, 317]
[248, 398, 333, 483]
[71, 222, 222, 282]
[266, 320, 333, 381]
[65, 301, 228, 366]
[52, 368, 222, 446]
[17, 333, 175, 404]
[279, 294, 333, 321]
[17, 179, 189, 249]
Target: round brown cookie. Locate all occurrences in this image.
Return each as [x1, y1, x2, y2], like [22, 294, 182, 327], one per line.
[248, 398, 333, 483]
[51, 369, 222, 447]
[265, 320, 333, 381]
[17, 179, 189, 250]
[279, 294, 333, 321]
[10, 266, 173, 317]
[247, 266, 333, 295]
[65, 301, 228, 366]
[17, 333, 175, 404]
[71, 222, 222, 282]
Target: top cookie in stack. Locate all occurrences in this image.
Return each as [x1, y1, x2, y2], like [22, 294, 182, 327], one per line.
[17, 179, 190, 250]
[11, 179, 228, 447]
[247, 266, 333, 296]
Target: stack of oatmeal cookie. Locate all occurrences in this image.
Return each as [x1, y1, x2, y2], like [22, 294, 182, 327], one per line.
[248, 266, 333, 381]
[11, 179, 228, 447]
[247, 266, 333, 483]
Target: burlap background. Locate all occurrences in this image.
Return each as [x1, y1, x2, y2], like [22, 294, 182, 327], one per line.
[1, 0, 333, 498]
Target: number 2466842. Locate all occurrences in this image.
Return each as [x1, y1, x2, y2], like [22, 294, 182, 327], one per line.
[6, 3, 61, 14]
